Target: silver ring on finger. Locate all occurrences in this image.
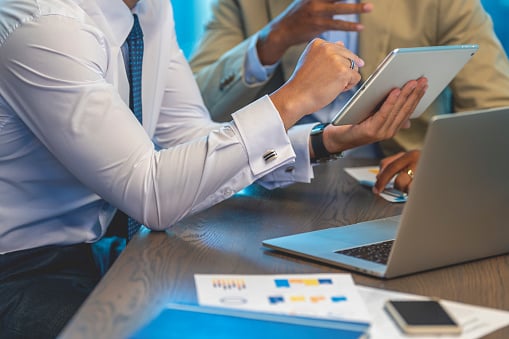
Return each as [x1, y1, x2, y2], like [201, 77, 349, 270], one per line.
[347, 57, 355, 70]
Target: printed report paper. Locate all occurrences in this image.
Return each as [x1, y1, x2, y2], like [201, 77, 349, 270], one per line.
[194, 273, 370, 325]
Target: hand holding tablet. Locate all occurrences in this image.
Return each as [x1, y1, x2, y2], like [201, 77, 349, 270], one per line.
[331, 45, 479, 126]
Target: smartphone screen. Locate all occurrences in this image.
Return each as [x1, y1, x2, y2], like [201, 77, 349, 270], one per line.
[385, 300, 461, 335]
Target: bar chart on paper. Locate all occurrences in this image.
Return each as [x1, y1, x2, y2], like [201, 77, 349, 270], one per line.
[195, 273, 371, 323]
[131, 274, 371, 339]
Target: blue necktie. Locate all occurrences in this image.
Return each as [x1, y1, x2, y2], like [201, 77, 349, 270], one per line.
[127, 14, 144, 241]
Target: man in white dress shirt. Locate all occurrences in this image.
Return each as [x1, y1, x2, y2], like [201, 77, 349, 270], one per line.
[0, 0, 426, 336]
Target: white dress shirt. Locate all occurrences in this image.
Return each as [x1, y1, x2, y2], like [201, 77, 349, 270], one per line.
[0, 0, 315, 253]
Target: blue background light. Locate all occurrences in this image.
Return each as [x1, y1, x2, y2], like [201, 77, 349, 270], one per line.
[170, 0, 509, 60]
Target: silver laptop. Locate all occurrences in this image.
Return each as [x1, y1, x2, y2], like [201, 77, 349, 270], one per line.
[263, 106, 509, 278]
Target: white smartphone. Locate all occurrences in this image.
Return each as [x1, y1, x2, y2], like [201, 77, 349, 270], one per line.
[385, 300, 461, 335]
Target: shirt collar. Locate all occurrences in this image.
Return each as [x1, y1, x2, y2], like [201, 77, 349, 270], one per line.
[84, 0, 137, 46]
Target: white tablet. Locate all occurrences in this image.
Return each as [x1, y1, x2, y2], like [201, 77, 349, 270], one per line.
[331, 44, 479, 126]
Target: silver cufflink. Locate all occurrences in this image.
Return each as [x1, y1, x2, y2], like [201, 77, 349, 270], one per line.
[263, 149, 278, 162]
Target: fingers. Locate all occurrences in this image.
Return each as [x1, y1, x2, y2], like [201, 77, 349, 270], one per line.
[330, 41, 363, 90]
[374, 77, 428, 134]
[401, 119, 411, 129]
[373, 150, 420, 194]
[336, 41, 365, 68]
[344, 56, 362, 74]
[343, 63, 362, 91]
[323, 2, 374, 31]
[320, 1, 373, 32]
[346, 57, 356, 70]
[269, 39, 363, 129]
[296, 1, 373, 32]
[391, 77, 428, 128]
[268, 0, 372, 57]
[393, 168, 414, 193]
[342, 58, 362, 89]
[386, 82, 418, 126]
[374, 159, 406, 194]
[324, 1, 374, 15]
[379, 152, 405, 172]
[331, 77, 426, 151]
[328, 41, 363, 90]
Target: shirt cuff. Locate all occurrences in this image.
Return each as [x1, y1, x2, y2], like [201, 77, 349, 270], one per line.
[232, 95, 295, 178]
[244, 33, 279, 85]
[288, 123, 315, 182]
[255, 123, 316, 190]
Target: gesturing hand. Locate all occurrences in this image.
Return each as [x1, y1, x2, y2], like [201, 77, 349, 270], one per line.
[257, 0, 373, 65]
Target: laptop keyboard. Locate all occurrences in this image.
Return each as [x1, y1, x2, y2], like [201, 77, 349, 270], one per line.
[335, 240, 394, 265]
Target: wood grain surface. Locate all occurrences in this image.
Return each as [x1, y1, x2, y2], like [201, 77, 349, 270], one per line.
[60, 158, 509, 339]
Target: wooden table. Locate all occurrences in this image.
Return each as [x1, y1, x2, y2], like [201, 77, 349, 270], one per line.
[60, 158, 509, 338]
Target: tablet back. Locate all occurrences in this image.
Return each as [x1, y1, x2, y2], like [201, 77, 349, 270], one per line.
[331, 45, 478, 126]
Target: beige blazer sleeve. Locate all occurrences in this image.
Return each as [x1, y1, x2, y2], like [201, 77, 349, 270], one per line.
[190, 0, 296, 121]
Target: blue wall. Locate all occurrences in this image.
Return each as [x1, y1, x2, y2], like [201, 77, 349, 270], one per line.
[170, 0, 213, 59]
[171, 0, 509, 60]
[481, 0, 509, 55]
